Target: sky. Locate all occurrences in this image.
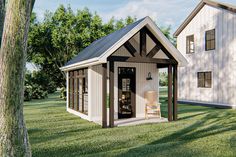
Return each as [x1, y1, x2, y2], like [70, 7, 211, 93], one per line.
[28, 0, 236, 71]
[33, 0, 236, 33]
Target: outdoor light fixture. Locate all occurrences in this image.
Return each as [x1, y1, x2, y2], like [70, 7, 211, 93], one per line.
[146, 72, 152, 80]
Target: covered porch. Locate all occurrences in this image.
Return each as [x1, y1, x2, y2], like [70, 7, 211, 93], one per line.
[102, 26, 178, 128]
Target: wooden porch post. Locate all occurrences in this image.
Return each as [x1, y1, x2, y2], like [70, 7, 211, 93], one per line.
[109, 61, 114, 127]
[102, 63, 107, 128]
[173, 65, 178, 121]
[168, 64, 173, 121]
[140, 28, 147, 56]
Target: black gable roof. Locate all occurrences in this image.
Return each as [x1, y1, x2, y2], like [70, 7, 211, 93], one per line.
[64, 17, 145, 66]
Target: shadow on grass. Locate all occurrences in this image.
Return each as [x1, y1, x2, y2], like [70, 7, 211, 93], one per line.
[26, 92, 236, 157]
[116, 110, 236, 157]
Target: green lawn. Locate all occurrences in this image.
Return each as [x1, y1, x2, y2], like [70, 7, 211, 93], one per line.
[24, 91, 236, 157]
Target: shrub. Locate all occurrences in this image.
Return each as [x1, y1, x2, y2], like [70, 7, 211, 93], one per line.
[31, 84, 48, 99]
[159, 72, 168, 87]
[30, 71, 57, 93]
[24, 85, 33, 101]
[24, 71, 52, 101]
[60, 87, 66, 100]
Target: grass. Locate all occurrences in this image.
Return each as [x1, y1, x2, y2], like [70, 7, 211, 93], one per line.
[24, 90, 236, 157]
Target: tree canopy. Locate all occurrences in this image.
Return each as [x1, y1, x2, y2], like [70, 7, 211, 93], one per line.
[27, 6, 136, 88]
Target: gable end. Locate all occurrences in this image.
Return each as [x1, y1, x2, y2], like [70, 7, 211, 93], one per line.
[174, 0, 236, 37]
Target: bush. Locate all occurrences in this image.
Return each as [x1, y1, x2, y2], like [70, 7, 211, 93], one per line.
[159, 72, 168, 86]
[31, 84, 48, 99]
[60, 87, 66, 100]
[28, 71, 57, 93]
[24, 71, 52, 101]
[24, 85, 33, 101]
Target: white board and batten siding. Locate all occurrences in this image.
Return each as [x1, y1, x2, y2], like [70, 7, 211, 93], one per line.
[177, 4, 236, 108]
[88, 64, 103, 122]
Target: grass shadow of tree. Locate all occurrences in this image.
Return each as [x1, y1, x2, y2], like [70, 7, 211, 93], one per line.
[116, 109, 236, 157]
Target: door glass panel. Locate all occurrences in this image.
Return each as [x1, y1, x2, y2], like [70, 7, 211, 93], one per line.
[119, 78, 132, 116]
[118, 67, 135, 119]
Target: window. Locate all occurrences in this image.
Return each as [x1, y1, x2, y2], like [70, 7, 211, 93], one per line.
[68, 68, 88, 115]
[186, 35, 194, 54]
[197, 72, 212, 88]
[205, 29, 215, 51]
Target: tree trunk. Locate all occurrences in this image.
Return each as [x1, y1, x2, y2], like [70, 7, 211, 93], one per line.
[0, 0, 5, 46]
[0, 0, 35, 156]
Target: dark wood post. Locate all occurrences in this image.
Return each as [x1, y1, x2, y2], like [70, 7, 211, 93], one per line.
[173, 65, 178, 121]
[140, 28, 147, 56]
[102, 63, 107, 128]
[68, 72, 71, 108]
[109, 61, 114, 127]
[168, 64, 173, 121]
[75, 71, 78, 111]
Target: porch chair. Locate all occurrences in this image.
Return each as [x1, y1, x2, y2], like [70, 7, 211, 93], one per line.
[144, 91, 161, 119]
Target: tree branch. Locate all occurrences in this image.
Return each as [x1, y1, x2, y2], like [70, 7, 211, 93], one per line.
[44, 46, 66, 79]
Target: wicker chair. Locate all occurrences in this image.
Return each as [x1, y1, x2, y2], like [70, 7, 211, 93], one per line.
[144, 91, 161, 119]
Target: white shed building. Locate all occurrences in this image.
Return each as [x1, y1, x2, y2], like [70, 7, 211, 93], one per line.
[61, 17, 188, 127]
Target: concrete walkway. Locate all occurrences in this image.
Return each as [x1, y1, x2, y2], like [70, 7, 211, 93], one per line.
[114, 117, 168, 127]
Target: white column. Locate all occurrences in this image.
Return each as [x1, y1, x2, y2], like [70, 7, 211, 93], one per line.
[88, 66, 92, 121]
[66, 71, 69, 111]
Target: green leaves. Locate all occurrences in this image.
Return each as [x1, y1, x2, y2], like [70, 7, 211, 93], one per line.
[160, 25, 176, 46]
[27, 6, 136, 88]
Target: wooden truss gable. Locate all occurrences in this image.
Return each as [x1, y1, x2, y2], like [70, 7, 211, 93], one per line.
[108, 26, 178, 66]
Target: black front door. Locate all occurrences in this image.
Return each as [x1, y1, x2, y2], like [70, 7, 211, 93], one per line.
[118, 67, 136, 119]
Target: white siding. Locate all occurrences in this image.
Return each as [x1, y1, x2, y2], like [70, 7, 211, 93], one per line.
[114, 62, 159, 119]
[111, 46, 132, 57]
[177, 4, 236, 107]
[89, 65, 103, 122]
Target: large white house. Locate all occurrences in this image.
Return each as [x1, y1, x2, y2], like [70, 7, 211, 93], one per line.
[174, 0, 236, 109]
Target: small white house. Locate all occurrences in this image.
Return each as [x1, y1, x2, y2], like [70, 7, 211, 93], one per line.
[174, 0, 236, 109]
[61, 17, 188, 128]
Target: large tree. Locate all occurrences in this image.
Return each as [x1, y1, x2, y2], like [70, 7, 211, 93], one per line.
[0, 0, 35, 156]
[28, 7, 136, 88]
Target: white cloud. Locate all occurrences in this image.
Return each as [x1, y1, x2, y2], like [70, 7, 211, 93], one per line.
[101, 0, 197, 31]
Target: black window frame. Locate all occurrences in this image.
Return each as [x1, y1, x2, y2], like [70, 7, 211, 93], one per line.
[186, 34, 195, 54]
[197, 72, 212, 88]
[205, 29, 215, 51]
[68, 68, 88, 115]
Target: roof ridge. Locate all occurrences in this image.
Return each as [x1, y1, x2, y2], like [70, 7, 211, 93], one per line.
[174, 0, 236, 37]
[203, 0, 236, 9]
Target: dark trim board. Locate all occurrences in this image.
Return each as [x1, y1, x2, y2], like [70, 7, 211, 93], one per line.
[102, 63, 107, 128]
[109, 61, 115, 127]
[178, 100, 235, 109]
[108, 56, 177, 64]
